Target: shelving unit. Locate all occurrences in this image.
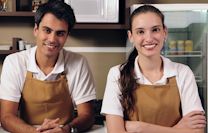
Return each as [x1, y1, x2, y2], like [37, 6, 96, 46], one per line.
[0, 38, 21, 56]
[164, 51, 203, 57]
[0, 0, 130, 56]
[0, 0, 130, 30]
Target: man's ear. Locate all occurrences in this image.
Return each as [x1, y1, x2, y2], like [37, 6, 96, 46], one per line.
[33, 24, 38, 37]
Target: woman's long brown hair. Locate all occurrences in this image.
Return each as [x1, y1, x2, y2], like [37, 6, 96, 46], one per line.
[119, 4, 165, 119]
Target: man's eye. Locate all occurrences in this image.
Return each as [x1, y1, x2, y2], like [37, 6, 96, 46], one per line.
[56, 32, 65, 37]
[43, 28, 51, 34]
[137, 30, 144, 35]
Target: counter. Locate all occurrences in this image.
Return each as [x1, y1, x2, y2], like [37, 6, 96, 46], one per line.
[0, 124, 107, 133]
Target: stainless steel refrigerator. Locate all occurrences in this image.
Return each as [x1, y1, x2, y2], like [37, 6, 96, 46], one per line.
[130, 4, 208, 132]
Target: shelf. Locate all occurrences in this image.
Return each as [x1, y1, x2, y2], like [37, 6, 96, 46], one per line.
[0, 11, 35, 17]
[0, 50, 16, 55]
[74, 23, 127, 30]
[163, 51, 203, 57]
[0, 0, 129, 29]
[0, 12, 128, 29]
[195, 76, 203, 83]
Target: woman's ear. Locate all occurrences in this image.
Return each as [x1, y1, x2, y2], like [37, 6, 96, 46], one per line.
[127, 30, 134, 44]
[164, 26, 168, 40]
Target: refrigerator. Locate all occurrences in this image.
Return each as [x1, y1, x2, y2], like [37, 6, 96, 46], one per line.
[130, 4, 208, 132]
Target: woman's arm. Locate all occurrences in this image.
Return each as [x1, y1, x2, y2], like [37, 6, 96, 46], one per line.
[125, 111, 206, 133]
[106, 115, 128, 133]
[174, 111, 206, 129]
[106, 111, 206, 133]
[125, 121, 204, 133]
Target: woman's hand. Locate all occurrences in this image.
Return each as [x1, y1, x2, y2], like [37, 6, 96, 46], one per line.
[125, 121, 146, 133]
[174, 111, 206, 129]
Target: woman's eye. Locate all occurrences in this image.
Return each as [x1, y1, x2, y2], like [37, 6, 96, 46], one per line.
[152, 28, 160, 32]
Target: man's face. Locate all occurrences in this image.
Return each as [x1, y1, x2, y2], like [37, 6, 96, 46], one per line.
[34, 13, 69, 58]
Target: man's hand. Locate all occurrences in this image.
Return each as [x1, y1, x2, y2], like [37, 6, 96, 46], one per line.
[36, 118, 68, 133]
[174, 111, 206, 129]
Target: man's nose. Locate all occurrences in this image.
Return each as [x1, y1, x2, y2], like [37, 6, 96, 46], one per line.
[48, 33, 56, 42]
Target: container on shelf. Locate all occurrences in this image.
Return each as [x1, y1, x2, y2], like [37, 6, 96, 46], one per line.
[168, 40, 177, 55]
[177, 40, 185, 55]
[184, 40, 193, 53]
[16, 0, 32, 11]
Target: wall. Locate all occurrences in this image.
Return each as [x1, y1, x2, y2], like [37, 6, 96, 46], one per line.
[0, 23, 127, 99]
[1, 0, 208, 99]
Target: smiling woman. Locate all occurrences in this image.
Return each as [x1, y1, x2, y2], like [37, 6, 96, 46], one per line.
[101, 4, 205, 133]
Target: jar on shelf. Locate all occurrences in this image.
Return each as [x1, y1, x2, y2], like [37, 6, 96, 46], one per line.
[177, 40, 185, 55]
[184, 40, 193, 53]
[168, 40, 177, 55]
[32, 0, 48, 12]
[32, 0, 41, 12]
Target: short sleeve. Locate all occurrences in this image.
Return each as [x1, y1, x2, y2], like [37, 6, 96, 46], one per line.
[101, 65, 124, 117]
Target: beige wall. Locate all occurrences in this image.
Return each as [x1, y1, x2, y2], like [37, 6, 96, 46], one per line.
[0, 24, 127, 99]
[80, 53, 126, 99]
[1, 0, 208, 99]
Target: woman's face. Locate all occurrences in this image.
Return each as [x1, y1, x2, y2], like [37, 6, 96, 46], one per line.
[128, 12, 167, 58]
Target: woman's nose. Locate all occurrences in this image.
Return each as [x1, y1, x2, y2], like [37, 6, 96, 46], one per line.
[145, 32, 153, 42]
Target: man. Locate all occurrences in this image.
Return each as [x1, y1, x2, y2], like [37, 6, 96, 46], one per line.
[0, 1, 96, 133]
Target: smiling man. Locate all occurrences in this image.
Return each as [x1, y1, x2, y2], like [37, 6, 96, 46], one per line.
[0, 1, 96, 133]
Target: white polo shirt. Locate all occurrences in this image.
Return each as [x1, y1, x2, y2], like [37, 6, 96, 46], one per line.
[0, 46, 96, 105]
[101, 56, 204, 117]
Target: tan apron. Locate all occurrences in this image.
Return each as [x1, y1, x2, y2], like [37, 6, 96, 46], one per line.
[127, 77, 182, 127]
[20, 71, 74, 125]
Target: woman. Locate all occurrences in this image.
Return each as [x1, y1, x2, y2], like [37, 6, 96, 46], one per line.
[101, 5, 206, 133]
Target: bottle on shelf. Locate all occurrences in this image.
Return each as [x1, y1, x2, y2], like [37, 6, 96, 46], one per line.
[168, 40, 177, 55]
[177, 40, 185, 55]
[184, 40, 193, 53]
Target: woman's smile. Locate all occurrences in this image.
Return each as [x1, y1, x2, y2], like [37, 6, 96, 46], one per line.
[142, 43, 157, 50]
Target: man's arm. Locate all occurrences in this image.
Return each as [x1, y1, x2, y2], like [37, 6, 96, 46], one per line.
[36, 100, 95, 133]
[67, 100, 95, 132]
[1, 100, 38, 133]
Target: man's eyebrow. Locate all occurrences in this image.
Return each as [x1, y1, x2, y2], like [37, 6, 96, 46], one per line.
[42, 26, 67, 33]
[42, 26, 52, 30]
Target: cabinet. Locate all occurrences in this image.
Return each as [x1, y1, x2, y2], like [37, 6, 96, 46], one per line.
[0, 0, 130, 29]
[0, 0, 130, 56]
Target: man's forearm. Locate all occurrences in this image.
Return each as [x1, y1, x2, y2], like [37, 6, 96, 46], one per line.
[68, 113, 94, 132]
[1, 114, 37, 133]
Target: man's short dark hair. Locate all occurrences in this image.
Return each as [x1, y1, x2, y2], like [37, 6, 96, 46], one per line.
[35, 0, 76, 33]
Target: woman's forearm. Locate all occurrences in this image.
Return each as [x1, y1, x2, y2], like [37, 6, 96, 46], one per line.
[125, 121, 204, 133]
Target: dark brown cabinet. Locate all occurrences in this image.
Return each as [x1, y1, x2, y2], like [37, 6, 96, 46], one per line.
[0, 0, 130, 29]
[0, 0, 130, 56]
